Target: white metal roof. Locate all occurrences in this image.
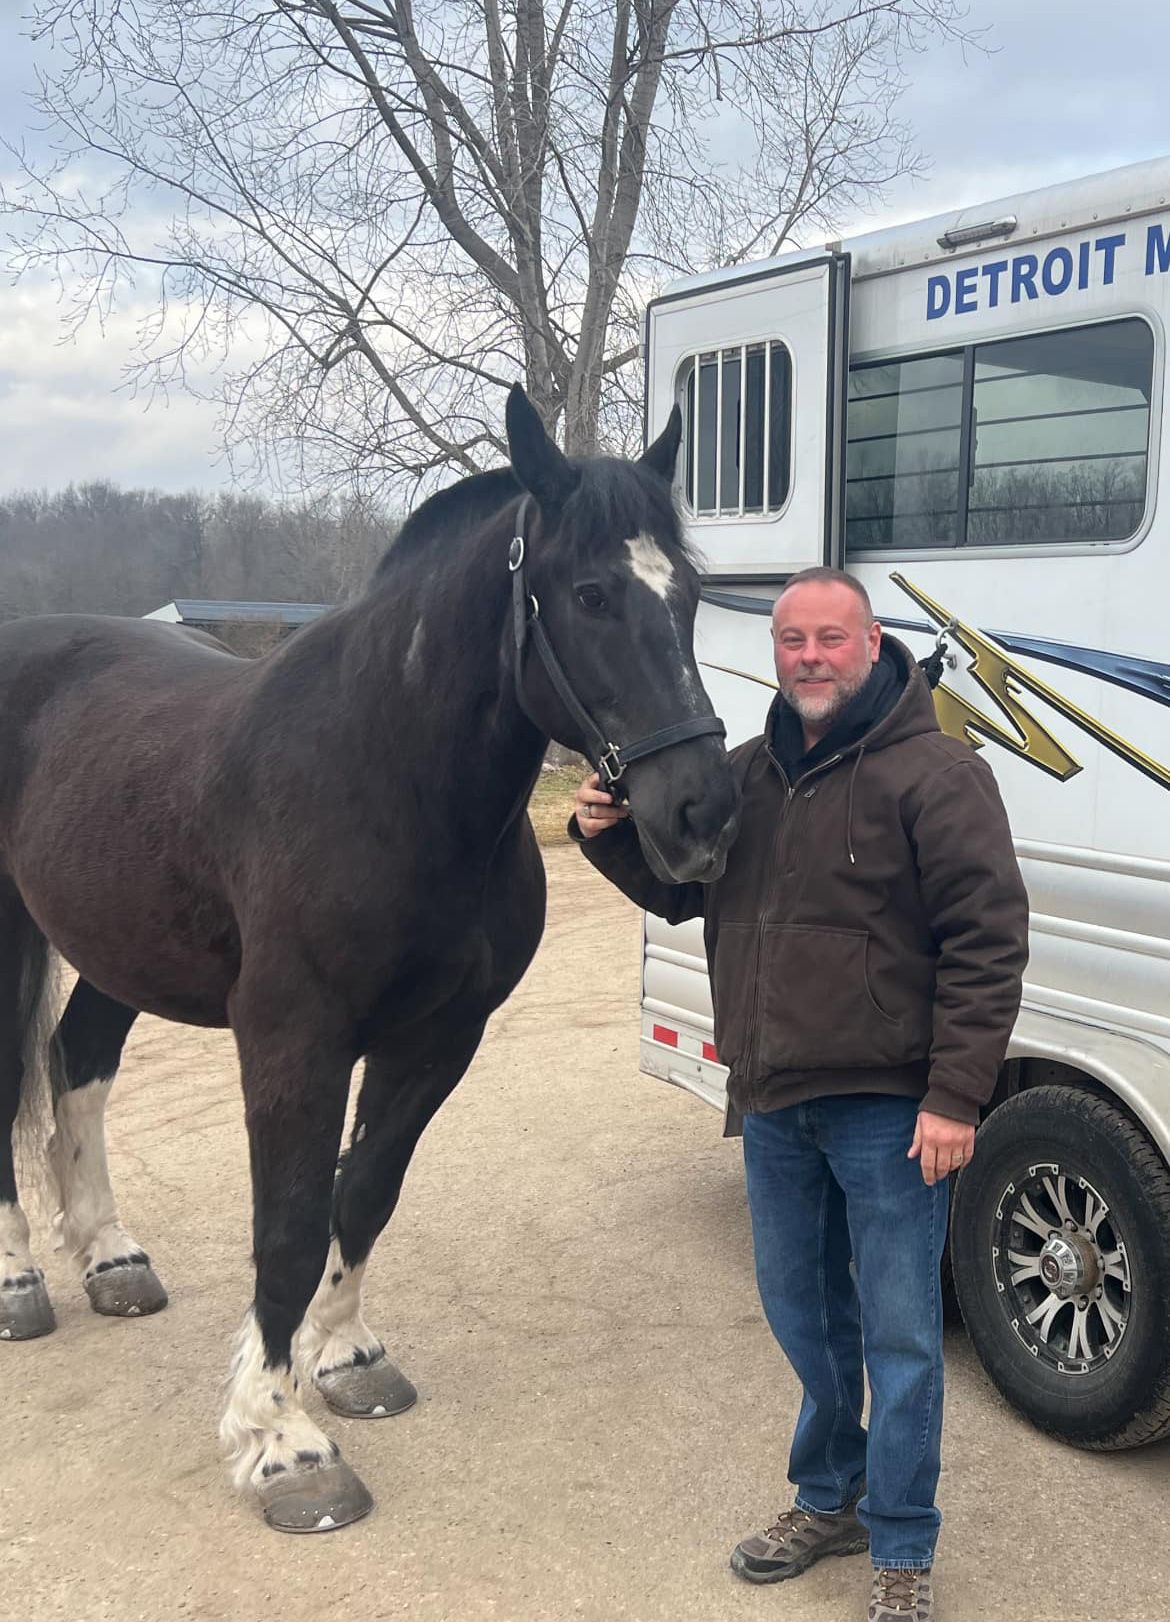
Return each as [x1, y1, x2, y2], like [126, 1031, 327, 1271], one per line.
[660, 154, 1170, 297]
[145, 599, 328, 626]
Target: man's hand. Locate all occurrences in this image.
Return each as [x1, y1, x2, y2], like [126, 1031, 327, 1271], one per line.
[908, 1111, 976, 1186]
[574, 771, 630, 839]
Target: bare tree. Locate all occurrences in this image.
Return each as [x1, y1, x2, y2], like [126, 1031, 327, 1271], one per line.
[6, 1, 971, 495]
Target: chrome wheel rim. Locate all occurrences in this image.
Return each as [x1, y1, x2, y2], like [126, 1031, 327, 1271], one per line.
[991, 1161, 1131, 1375]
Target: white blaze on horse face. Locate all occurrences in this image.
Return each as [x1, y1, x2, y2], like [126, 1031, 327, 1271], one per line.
[625, 532, 704, 706]
[624, 532, 676, 601]
[299, 1238, 383, 1381]
[48, 1080, 147, 1278]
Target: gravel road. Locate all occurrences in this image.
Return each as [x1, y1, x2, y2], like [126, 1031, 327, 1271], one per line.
[6, 847, 1169, 1621]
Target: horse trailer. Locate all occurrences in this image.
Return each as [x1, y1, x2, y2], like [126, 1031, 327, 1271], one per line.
[639, 155, 1170, 1451]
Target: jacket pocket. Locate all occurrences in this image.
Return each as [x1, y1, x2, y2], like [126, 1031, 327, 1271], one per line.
[755, 924, 924, 1072]
[708, 922, 760, 1078]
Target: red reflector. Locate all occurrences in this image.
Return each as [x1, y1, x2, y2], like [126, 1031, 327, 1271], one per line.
[702, 1042, 719, 1063]
[652, 1024, 679, 1047]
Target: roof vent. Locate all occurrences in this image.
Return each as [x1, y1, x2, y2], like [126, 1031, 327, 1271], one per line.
[937, 215, 1019, 251]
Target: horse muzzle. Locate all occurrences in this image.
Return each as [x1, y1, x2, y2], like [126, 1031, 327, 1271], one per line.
[627, 750, 741, 885]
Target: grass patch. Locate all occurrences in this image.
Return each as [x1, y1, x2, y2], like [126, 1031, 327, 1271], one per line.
[527, 762, 586, 846]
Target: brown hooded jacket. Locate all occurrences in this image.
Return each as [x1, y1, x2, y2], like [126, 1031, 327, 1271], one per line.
[576, 636, 1029, 1124]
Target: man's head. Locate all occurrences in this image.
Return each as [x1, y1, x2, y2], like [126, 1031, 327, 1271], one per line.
[771, 568, 881, 741]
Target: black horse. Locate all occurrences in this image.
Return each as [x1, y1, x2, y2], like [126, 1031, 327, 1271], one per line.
[0, 387, 738, 1531]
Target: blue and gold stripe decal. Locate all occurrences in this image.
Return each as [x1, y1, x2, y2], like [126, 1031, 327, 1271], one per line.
[699, 578, 1170, 792]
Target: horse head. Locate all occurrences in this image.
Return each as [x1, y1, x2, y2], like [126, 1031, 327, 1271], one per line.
[505, 385, 740, 884]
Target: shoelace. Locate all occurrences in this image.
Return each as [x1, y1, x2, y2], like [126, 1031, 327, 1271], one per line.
[763, 1506, 818, 1542]
[875, 1569, 920, 1612]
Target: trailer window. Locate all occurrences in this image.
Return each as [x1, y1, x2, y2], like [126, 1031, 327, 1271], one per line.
[968, 321, 1153, 544]
[846, 353, 964, 549]
[680, 342, 792, 516]
[845, 317, 1154, 553]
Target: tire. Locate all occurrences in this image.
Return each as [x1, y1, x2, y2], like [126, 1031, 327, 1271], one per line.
[951, 1084, 1170, 1450]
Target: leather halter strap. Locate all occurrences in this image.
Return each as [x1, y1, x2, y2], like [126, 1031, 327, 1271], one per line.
[508, 495, 726, 798]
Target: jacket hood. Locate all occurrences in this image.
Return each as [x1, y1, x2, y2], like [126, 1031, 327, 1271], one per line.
[765, 634, 939, 780]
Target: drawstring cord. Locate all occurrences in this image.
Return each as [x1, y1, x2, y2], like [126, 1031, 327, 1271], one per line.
[846, 747, 865, 866]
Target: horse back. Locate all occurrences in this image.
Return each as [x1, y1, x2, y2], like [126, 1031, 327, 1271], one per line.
[1, 610, 236, 777]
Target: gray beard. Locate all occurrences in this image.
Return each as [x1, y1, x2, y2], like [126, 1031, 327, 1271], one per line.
[780, 665, 870, 731]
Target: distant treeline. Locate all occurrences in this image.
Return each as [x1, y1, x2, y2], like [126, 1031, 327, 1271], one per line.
[0, 484, 399, 622]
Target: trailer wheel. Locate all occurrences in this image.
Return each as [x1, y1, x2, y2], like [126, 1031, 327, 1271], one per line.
[951, 1084, 1170, 1449]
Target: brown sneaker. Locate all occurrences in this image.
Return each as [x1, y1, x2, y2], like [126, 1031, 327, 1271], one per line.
[730, 1498, 869, 1584]
[868, 1566, 934, 1619]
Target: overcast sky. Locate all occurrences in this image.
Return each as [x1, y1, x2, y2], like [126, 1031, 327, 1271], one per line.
[1, 2, 1166, 496]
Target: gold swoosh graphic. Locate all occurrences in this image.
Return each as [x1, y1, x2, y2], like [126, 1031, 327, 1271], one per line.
[702, 662, 778, 692]
[893, 574, 1170, 792]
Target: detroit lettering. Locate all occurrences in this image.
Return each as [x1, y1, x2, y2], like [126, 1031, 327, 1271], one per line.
[926, 224, 1170, 319]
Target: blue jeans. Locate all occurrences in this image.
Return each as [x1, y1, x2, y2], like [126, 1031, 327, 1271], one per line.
[743, 1095, 948, 1571]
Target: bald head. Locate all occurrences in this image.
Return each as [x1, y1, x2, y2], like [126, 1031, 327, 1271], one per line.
[776, 566, 874, 626]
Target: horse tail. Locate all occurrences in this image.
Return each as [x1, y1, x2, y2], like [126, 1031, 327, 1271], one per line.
[12, 920, 63, 1214]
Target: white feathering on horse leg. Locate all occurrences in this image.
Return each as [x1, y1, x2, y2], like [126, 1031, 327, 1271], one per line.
[298, 1240, 383, 1379]
[0, 1200, 39, 1281]
[48, 1080, 147, 1278]
[220, 1310, 338, 1494]
[0, 1200, 54, 1339]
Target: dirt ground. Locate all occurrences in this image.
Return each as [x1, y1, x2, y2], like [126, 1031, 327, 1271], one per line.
[5, 846, 1170, 1621]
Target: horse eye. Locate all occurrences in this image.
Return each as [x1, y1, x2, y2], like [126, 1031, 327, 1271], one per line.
[576, 584, 608, 613]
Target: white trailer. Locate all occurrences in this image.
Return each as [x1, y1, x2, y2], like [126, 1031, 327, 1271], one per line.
[640, 156, 1170, 1451]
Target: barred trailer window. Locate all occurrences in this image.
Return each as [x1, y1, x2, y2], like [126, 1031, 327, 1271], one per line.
[845, 317, 1154, 553]
[680, 342, 792, 516]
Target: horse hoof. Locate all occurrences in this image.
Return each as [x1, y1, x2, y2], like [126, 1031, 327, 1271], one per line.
[316, 1352, 417, 1418]
[257, 1458, 374, 1533]
[85, 1263, 168, 1318]
[0, 1274, 56, 1340]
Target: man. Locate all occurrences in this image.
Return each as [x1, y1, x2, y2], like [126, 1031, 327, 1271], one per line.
[573, 568, 1028, 1622]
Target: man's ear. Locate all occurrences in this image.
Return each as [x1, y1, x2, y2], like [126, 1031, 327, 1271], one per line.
[639, 404, 683, 483]
[506, 384, 580, 512]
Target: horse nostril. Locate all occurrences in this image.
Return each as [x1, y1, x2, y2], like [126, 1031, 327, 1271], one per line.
[677, 794, 730, 847]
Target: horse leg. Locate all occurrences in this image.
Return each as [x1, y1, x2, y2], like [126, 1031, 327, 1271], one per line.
[46, 980, 167, 1318]
[300, 1018, 486, 1419]
[0, 893, 55, 1341]
[220, 982, 368, 1533]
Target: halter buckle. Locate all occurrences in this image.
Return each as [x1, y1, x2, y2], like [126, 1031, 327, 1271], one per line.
[597, 745, 625, 787]
[508, 536, 525, 572]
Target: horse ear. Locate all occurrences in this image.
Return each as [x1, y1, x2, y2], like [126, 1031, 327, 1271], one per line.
[506, 384, 579, 511]
[639, 403, 683, 482]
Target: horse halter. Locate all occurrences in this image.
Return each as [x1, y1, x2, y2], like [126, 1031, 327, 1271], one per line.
[508, 495, 727, 800]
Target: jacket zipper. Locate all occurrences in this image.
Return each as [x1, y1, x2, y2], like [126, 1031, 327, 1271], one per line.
[742, 750, 845, 1104]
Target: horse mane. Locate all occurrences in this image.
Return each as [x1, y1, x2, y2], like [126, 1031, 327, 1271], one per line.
[374, 468, 521, 580]
[557, 457, 700, 571]
[372, 452, 699, 585]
